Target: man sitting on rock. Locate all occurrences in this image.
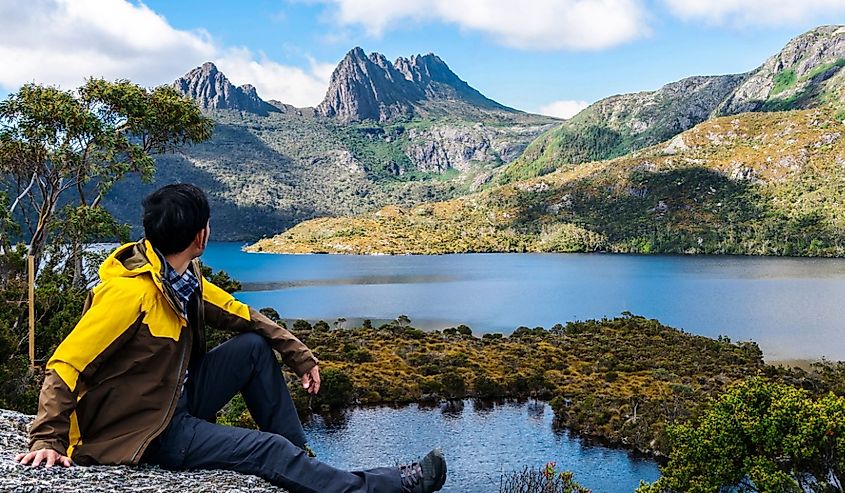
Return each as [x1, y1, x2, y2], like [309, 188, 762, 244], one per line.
[15, 183, 447, 493]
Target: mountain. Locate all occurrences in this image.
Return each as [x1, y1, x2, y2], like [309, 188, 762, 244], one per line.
[173, 62, 279, 116]
[102, 55, 556, 240]
[718, 25, 845, 114]
[247, 107, 845, 256]
[500, 25, 845, 184]
[317, 48, 517, 122]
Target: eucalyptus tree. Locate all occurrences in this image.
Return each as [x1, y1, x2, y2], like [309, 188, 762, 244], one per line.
[0, 78, 212, 283]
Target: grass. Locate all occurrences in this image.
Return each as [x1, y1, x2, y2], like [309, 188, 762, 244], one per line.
[770, 69, 797, 96]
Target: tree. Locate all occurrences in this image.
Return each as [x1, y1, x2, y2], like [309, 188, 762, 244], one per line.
[637, 378, 845, 493]
[0, 79, 212, 282]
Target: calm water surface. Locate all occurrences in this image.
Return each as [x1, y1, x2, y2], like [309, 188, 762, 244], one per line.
[202, 242, 845, 361]
[194, 243, 845, 491]
[302, 400, 660, 493]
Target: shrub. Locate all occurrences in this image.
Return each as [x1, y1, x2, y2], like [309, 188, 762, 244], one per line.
[499, 463, 590, 493]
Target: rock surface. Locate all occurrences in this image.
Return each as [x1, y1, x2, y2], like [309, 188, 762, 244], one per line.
[405, 124, 548, 172]
[317, 47, 517, 122]
[173, 62, 280, 116]
[718, 25, 845, 114]
[0, 410, 287, 493]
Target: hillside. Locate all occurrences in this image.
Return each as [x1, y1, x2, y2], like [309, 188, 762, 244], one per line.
[499, 25, 845, 184]
[247, 107, 845, 256]
[101, 52, 557, 240]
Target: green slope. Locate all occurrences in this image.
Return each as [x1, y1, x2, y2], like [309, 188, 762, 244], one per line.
[248, 108, 845, 256]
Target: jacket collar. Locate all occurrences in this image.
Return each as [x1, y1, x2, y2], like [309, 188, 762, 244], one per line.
[99, 239, 202, 322]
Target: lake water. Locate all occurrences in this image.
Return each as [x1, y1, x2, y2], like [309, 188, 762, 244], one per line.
[202, 242, 845, 361]
[301, 400, 660, 493]
[194, 242, 845, 492]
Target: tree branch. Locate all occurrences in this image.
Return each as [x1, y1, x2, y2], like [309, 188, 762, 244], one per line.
[8, 171, 36, 214]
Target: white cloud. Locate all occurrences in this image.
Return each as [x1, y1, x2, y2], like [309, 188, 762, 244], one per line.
[315, 0, 650, 50]
[663, 0, 845, 26]
[216, 49, 333, 107]
[538, 100, 590, 119]
[0, 0, 332, 107]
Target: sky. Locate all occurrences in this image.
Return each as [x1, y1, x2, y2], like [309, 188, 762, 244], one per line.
[1, 0, 845, 118]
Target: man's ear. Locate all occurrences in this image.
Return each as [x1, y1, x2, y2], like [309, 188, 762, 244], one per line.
[194, 228, 207, 250]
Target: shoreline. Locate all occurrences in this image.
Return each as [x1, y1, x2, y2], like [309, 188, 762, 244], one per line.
[254, 315, 844, 458]
[242, 242, 845, 259]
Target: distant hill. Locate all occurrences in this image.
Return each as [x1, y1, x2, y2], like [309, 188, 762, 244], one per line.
[102, 53, 557, 240]
[248, 107, 845, 256]
[499, 25, 845, 184]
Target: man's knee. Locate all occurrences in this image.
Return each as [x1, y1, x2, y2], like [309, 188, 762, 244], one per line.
[232, 331, 271, 355]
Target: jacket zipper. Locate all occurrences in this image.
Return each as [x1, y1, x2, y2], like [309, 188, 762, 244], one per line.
[129, 332, 190, 464]
[130, 260, 200, 464]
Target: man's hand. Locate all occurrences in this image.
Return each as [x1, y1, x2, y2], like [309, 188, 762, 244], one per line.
[15, 449, 73, 468]
[301, 365, 321, 395]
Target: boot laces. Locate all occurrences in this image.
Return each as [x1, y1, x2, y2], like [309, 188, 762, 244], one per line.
[399, 461, 423, 488]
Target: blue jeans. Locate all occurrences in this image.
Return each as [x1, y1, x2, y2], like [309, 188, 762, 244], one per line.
[143, 332, 403, 493]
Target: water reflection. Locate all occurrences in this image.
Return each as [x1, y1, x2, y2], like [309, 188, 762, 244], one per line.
[441, 400, 465, 419]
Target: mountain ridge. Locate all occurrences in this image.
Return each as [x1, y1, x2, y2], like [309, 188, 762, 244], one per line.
[247, 106, 845, 256]
[316, 47, 518, 122]
[103, 52, 557, 240]
[172, 62, 280, 116]
[498, 25, 845, 184]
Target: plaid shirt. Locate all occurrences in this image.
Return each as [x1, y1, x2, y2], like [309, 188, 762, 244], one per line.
[155, 248, 199, 317]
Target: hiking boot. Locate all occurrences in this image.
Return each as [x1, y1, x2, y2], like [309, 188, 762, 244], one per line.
[398, 448, 447, 493]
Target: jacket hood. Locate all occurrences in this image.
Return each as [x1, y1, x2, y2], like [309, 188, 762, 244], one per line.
[100, 239, 201, 326]
[99, 239, 161, 280]
[99, 239, 166, 291]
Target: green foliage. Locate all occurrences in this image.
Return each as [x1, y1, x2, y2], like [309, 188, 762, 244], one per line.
[217, 393, 255, 429]
[771, 69, 798, 96]
[256, 109, 845, 257]
[499, 125, 625, 184]
[638, 378, 845, 493]
[335, 124, 415, 180]
[282, 314, 827, 455]
[292, 367, 355, 411]
[0, 79, 212, 268]
[201, 264, 242, 293]
[801, 59, 845, 82]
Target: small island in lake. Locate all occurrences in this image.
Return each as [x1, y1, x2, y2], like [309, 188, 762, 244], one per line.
[217, 312, 843, 458]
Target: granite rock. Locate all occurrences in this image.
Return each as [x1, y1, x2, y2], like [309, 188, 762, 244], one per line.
[0, 410, 288, 493]
[173, 62, 280, 116]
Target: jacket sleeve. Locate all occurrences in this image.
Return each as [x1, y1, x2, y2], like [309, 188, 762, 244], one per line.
[201, 277, 318, 377]
[29, 279, 144, 455]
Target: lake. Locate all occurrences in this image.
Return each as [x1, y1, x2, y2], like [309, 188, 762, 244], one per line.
[195, 242, 845, 492]
[301, 400, 660, 493]
[202, 242, 845, 361]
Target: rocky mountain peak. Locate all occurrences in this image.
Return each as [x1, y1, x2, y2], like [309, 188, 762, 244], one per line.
[316, 48, 421, 122]
[173, 62, 278, 116]
[317, 48, 514, 122]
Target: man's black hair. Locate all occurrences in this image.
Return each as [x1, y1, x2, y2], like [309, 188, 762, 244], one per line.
[142, 183, 210, 255]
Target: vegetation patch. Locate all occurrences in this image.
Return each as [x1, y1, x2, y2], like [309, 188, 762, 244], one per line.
[215, 313, 845, 457]
[770, 68, 797, 96]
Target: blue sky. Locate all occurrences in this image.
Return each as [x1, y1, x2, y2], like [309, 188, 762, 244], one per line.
[2, 1, 845, 117]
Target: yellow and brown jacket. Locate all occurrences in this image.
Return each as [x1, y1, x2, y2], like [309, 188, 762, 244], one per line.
[28, 239, 318, 465]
